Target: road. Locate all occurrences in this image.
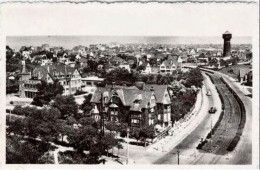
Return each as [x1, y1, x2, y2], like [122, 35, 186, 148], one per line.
[154, 73, 223, 164]
[113, 74, 213, 164]
[154, 69, 252, 165]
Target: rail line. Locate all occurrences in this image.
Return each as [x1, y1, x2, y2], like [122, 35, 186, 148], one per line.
[193, 73, 243, 164]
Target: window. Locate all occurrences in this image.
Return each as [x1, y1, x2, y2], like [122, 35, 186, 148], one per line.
[131, 119, 139, 124]
[164, 113, 167, 121]
[111, 110, 118, 115]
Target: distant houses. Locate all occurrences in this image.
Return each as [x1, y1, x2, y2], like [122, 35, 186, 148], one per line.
[238, 68, 252, 86]
[19, 62, 82, 98]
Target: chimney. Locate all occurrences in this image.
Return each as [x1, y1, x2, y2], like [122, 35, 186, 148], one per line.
[65, 65, 67, 76]
[111, 82, 115, 90]
[141, 82, 145, 90]
[21, 59, 26, 73]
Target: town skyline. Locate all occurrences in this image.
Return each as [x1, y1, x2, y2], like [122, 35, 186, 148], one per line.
[7, 35, 251, 51]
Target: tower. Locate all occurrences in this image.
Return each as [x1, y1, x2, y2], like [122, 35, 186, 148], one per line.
[222, 31, 232, 57]
[18, 58, 30, 97]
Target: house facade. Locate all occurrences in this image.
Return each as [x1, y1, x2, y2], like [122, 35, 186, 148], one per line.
[159, 55, 182, 74]
[19, 61, 82, 98]
[90, 84, 172, 128]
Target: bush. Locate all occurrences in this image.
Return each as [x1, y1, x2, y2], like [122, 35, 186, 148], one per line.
[197, 139, 208, 150]
[74, 90, 87, 96]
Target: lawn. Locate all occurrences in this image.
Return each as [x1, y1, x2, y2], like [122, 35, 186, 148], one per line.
[219, 64, 252, 79]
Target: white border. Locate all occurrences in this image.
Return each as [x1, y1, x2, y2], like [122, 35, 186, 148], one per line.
[0, 1, 259, 170]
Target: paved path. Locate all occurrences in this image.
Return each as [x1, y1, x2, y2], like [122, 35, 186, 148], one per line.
[113, 74, 214, 164]
[154, 73, 222, 164]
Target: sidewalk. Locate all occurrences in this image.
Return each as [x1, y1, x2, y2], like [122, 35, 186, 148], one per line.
[103, 74, 223, 164]
[113, 79, 211, 164]
[145, 84, 205, 153]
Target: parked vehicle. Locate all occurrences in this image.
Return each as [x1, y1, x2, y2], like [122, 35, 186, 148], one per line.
[206, 90, 211, 96]
[209, 107, 217, 113]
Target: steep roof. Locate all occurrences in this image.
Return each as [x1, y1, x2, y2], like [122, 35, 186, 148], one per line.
[239, 68, 251, 78]
[32, 63, 76, 81]
[144, 84, 169, 104]
[90, 87, 154, 112]
[161, 55, 180, 67]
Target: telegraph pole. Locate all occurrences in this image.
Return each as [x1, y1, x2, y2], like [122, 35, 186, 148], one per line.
[210, 118, 213, 152]
[100, 93, 104, 137]
[126, 127, 130, 164]
[177, 146, 180, 165]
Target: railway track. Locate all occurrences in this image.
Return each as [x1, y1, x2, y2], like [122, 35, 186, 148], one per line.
[193, 73, 243, 164]
[201, 75, 241, 154]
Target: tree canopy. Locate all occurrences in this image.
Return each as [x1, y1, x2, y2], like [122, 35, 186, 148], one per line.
[51, 95, 78, 119]
[32, 79, 64, 106]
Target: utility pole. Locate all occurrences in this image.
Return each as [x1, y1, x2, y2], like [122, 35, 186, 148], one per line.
[210, 118, 212, 149]
[100, 93, 104, 137]
[177, 146, 180, 165]
[126, 127, 130, 164]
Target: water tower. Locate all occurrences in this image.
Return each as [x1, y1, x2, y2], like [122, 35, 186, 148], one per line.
[222, 31, 232, 57]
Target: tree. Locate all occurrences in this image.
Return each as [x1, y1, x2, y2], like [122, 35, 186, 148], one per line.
[32, 79, 64, 106]
[105, 121, 119, 134]
[136, 65, 145, 71]
[79, 117, 95, 127]
[67, 125, 98, 153]
[81, 94, 93, 115]
[140, 125, 155, 147]
[6, 136, 53, 164]
[51, 95, 78, 119]
[99, 133, 118, 156]
[220, 59, 228, 67]
[38, 152, 55, 164]
[105, 68, 136, 85]
[184, 68, 203, 88]
[130, 127, 141, 145]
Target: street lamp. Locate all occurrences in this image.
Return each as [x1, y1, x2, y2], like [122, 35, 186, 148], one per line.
[126, 127, 130, 164]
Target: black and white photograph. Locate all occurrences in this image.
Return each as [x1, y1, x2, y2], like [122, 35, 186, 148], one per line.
[0, 1, 259, 169]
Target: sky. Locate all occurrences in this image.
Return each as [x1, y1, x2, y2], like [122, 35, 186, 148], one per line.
[1, 2, 258, 50]
[7, 36, 251, 51]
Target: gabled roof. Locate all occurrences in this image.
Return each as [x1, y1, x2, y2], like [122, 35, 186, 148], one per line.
[32, 63, 77, 81]
[239, 68, 251, 78]
[144, 84, 170, 104]
[90, 87, 154, 112]
[161, 55, 180, 67]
